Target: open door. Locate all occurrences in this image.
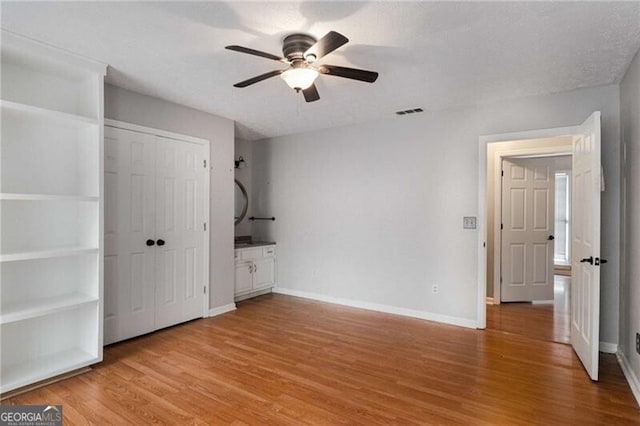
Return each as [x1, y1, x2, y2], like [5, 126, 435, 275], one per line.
[501, 157, 556, 302]
[571, 111, 602, 380]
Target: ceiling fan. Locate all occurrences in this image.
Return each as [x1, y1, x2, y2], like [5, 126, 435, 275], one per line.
[225, 31, 379, 102]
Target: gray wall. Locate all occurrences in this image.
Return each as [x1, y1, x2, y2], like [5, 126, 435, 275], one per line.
[104, 84, 235, 309]
[252, 84, 621, 344]
[620, 48, 640, 384]
[234, 138, 253, 237]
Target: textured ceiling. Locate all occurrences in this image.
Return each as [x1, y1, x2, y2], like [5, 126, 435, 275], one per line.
[2, 1, 640, 141]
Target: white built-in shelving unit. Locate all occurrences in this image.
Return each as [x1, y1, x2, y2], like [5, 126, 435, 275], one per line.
[0, 30, 106, 394]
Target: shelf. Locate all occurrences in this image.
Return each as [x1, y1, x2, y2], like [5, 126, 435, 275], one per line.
[0, 99, 98, 126]
[0, 193, 99, 202]
[0, 293, 98, 325]
[0, 348, 98, 393]
[0, 246, 98, 262]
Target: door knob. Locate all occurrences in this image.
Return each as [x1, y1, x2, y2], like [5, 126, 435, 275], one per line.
[595, 257, 608, 266]
[157, 239, 165, 246]
[547, 235, 555, 241]
[146, 239, 155, 246]
[580, 256, 593, 265]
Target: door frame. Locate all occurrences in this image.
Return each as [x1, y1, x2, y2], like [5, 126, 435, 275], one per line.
[104, 119, 211, 318]
[493, 148, 571, 304]
[477, 125, 578, 328]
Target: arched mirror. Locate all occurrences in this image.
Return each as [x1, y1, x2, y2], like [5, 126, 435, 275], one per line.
[234, 179, 248, 226]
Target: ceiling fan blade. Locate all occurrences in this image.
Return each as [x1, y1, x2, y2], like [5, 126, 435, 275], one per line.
[233, 70, 283, 88]
[304, 31, 349, 60]
[225, 45, 287, 62]
[302, 84, 320, 102]
[319, 65, 378, 83]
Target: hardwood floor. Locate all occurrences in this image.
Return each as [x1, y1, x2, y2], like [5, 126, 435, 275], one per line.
[487, 275, 571, 344]
[4, 293, 639, 424]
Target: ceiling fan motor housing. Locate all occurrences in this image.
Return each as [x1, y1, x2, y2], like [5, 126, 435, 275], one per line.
[283, 34, 316, 62]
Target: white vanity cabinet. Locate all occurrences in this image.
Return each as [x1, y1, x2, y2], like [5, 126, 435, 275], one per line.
[234, 245, 276, 300]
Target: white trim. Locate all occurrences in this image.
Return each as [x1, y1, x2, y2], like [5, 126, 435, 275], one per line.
[616, 349, 640, 407]
[202, 140, 211, 317]
[273, 287, 477, 329]
[1, 29, 107, 75]
[532, 300, 554, 305]
[477, 125, 579, 329]
[207, 303, 236, 317]
[486, 297, 494, 305]
[105, 119, 208, 146]
[234, 287, 273, 302]
[599, 342, 618, 354]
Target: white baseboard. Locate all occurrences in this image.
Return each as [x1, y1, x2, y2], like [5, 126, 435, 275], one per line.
[532, 300, 554, 305]
[486, 297, 494, 305]
[273, 287, 477, 329]
[234, 287, 272, 302]
[207, 303, 236, 317]
[616, 349, 640, 407]
[599, 342, 618, 354]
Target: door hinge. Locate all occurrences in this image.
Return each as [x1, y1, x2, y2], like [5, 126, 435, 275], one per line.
[501, 223, 503, 230]
[501, 170, 504, 177]
[204, 159, 207, 168]
[500, 276, 503, 283]
[204, 286, 207, 294]
[204, 222, 207, 231]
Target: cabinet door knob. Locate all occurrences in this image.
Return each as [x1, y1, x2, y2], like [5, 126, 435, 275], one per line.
[157, 239, 165, 246]
[146, 239, 155, 246]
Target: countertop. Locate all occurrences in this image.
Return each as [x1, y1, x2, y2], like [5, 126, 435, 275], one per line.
[234, 241, 276, 249]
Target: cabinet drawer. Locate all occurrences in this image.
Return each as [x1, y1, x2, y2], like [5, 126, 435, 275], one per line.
[262, 246, 276, 257]
[240, 248, 262, 260]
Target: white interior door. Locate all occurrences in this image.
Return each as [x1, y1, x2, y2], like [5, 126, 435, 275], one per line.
[154, 135, 207, 330]
[104, 126, 156, 345]
[571, 111, 602, 380]
[501, 157, 555, 302]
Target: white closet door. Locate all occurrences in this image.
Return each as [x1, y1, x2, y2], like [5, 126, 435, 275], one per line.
[104, 127, 156, 345]
[154, 135, 206, 330]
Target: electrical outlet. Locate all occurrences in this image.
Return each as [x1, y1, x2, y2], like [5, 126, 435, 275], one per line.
[636, 332, 640, 355]
[432, 285, 438, 294]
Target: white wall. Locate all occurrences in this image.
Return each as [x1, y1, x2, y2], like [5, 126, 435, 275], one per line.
[620, 48, 640, 387]
[252, 84, 621, 343]
[104, 84, 235, 309]
[234, 138, 253, 237]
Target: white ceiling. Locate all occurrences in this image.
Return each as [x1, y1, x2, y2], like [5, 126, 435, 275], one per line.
[2, 2, 640, 141]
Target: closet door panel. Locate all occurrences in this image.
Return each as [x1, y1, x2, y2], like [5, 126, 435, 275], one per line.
[103, 126, 156, 344]
[154, 136, 205, 329]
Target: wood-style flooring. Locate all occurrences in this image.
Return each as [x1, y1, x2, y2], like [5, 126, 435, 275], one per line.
[487, 275, 571, 344]
[4, 293, 639, 424]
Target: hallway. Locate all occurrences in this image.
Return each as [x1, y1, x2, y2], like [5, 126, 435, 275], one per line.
[487, 275, 570, 344]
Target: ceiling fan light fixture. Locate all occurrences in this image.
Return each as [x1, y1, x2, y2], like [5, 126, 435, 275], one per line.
[280, 67, 319, 91]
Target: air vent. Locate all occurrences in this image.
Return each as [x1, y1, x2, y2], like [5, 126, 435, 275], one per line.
[396, 107, 424, 115]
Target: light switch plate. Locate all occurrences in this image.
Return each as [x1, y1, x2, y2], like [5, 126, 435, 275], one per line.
[463, 216, 477, 229]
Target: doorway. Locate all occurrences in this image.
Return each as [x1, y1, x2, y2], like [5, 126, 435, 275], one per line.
[485, 141, 573, 344]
